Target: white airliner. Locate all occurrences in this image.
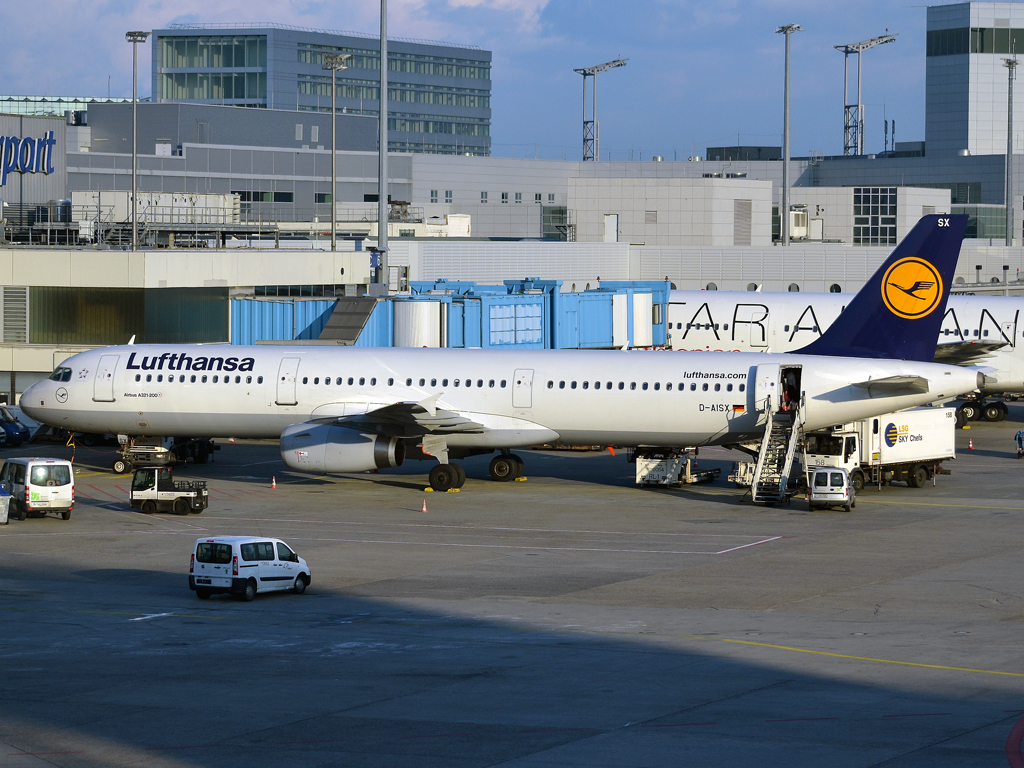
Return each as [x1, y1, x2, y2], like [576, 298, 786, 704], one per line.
[20, 215, 983, 491]
[667, 286, 1023, 420]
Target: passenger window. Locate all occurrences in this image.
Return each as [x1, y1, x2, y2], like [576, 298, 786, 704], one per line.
[370, 378, 376, 385]
[14, 465, 24, 484]
[814, 473, 828, 488]
[830, 472, 845, 487]
[583, 381, 589, 389]
[477, 379, 483, 387]
[727, 383, 733, 391]
[302, 377, 308, 384]
[465, 379, 472, 388]
[146, 374, 152, 382]
[723, 324, 729, 331]
[213, 375, 219, 383]
[388, 378, 394, 385]
[258, 376, 264, 384]
[606, 382, 612, 389]
[571, 381, 577, 389]
[593, 382, 600, 390]
[547, 381, 553, 388]
[190, 375, 197, 383]
[642, 382, 648, 390]
[489, 380, 495, 388]
[202, 375, 208, 383]
[348, 378, 353, 385]
[500, 380, 506, 387]
[180, 375, 186, 382]
[690, 383, 696, 391]
[739, 384, 745, 392]
[236, 376, 241, 383]
[454, 379, 460, 387]
[156, 375, 163, 383]
[559, 381, 565, 389]
[314, 377, 320, 384]
[240, 543, 258, 561]
[224, 377, 230, 385]
[618, 382, 624, 390]
[406, 378, 412, 386]
[784, 325, 790, 332]
[714, 383, 721, 391]
[197, 543, 233, 564]
[359, 377, 365, 385]
[666, 383, 673, 391]
[654, 382, 660, 391]
[246, 376, 252, 384]
[256, 542, 275, 560]
[702, 383, 708, 391]
[325, 377, 331, 385]
[431, 379, 437, 386]
[335, 377, 342, 385]
[276, 542, 296, 562]
[135, 374, 141, 382]
[419, 379, 425, 386]
[630, 382, 636, 390]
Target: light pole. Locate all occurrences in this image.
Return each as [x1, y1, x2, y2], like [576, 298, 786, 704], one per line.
[378, 0, 389, 292]
[776, 23, 802, 246]
[323, 53, 351, 252]
[1005, 55, 1017, 246]
[126, 31, 150, 251]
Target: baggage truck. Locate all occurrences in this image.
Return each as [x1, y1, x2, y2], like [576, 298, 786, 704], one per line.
[800, 406, 957, 492]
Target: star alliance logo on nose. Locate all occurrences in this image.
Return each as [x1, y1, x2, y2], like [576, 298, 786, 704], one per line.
[881, 257, 943, 319]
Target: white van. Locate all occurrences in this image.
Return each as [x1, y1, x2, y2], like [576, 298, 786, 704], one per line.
[0, 458, 75, 521]
[189, 536, 311, 601]
[808, 467, 856, 512]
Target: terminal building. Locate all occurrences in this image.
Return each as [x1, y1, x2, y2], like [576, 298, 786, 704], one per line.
[1, 2, 1024, 400]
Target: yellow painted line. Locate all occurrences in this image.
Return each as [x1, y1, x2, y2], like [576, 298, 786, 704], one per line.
[711, 638, 1024, 678]
[854, 498, 1024, 511]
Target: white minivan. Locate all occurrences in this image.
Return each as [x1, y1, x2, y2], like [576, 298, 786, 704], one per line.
[808, 467, 856, 512]
[0, 458, 75, 521]
[189, 536, 311, 601]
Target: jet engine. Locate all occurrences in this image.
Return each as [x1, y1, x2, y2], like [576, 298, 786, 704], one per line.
[280, 423, 405, 473]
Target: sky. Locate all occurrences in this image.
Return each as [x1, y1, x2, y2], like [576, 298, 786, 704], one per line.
[1, 0, 941, 159]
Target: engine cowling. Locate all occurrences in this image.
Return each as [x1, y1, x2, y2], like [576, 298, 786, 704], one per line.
[280, 423, 405, 473]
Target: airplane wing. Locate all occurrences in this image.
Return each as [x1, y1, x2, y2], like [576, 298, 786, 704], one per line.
[932, 340, 1008, 365]
[852, 375, 930, 394]
[311, 393, 486, 438]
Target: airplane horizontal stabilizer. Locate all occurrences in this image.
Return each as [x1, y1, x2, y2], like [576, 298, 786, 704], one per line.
[796, 214, 967, 361]
[852, 375, 930, 394]
[932, 340, 1007, 365]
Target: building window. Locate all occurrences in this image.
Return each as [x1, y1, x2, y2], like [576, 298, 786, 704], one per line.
[430, 189, 438, 203]
[515, 192, 522, 203]
[315, 193, 332, 204]
[445, 190, 453, 203]
[853, 187, 897, 245]
[481, 191, 488, 204]
[273, 192, 294, 203]
[535, 193, 542, 203]
[548, 193, 555, 203]
[501, 192, 509, 204]
[399, 229, 415, 237]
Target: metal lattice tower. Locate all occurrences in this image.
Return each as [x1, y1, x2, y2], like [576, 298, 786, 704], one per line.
[835, 34, 897, 155]
[573, 59, 628, 161]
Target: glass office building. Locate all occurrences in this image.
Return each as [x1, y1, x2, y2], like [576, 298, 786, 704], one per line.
[152, 23, 491, 156]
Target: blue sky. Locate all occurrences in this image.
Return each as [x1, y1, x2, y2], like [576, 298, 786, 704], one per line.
[3, 1, 935, 159]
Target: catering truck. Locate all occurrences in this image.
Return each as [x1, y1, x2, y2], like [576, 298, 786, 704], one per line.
[800, 406, 957, 491]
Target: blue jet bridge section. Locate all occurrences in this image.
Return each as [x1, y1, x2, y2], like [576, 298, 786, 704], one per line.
[229, 279, 669, 349]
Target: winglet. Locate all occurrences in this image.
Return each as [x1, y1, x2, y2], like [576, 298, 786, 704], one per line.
[127, 335, 136, 345]
[796, 214, 967, 361]
[416, 391, 442, 417]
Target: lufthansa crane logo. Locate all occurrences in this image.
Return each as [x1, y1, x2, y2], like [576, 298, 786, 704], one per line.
[881, 257, 943, 319]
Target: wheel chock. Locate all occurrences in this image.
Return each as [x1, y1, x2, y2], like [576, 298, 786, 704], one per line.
[424, 487, 435, 492]
[447, 488, 460, 493]
[514, 476, 528, 482]
[962, 425, 971, 429]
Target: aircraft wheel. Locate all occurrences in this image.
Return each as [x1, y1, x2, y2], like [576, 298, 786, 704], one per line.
[984, 403, 1004, 422]
[112, 459, 130, 474]
[959, 402, 979, 422]
[508, 453, 526, 478]
[452, 463, 466, 489]
[489, 455, 518, 482]
[428, 464, 457, 492]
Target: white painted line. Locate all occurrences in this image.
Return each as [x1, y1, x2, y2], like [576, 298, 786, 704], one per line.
[129, 612, 174, 622]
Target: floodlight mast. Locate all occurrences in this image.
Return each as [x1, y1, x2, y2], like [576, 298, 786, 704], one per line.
[776, 24, 802, 247]
[835, 34, 897, 155]
[323, 53, 352, 252]
[1005, 55, 1017, 246]
[574, 59, 627, 161]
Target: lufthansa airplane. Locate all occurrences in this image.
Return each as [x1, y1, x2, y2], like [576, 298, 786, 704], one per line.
[667, 270, 1024, 421]
[21, 215, 983, 491]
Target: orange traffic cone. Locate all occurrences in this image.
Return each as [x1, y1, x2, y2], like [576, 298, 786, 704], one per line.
[421, 499, 428, 514]
[271, 476, 277, 489]
[968, 439, 974, 450]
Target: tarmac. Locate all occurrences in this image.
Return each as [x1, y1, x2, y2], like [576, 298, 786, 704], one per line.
[0, 407, 1023, 767]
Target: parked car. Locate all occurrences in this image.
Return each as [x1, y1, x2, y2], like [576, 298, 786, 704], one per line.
[808, 467, 856, 512]
[0, 458, 74, 520]
[189, 536, 311, 601]
[0, 406, 31, 446]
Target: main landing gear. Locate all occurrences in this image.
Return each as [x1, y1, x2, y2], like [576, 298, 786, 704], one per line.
[428, 463, 466, 492]
[421, 435, 527, 491]
[488, 453, 525, 482]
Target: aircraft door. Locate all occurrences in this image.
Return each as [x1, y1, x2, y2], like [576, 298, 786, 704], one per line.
[276, 357, 301, 406]
[93, 355, 119, 402]
[1002, 320, 1016, 347]
[753, 363, 780, 411]
[512, 369, 534, 408]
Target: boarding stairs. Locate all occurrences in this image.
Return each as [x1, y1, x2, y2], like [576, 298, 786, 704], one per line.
[750, 401, 802, 504]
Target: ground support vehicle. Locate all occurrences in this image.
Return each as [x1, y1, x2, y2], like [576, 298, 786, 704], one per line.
[129, 466, 208, 515]
[808, 467, 856, 512]
[111, 436, 219, 474]
[189, 536, 311, 601]
[800, 406, 957, 492]
[630, 449, 721, 486]
[0, 458, 74, 520]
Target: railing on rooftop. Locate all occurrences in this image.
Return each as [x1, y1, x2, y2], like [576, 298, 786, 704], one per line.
[165, 22, 481, 50]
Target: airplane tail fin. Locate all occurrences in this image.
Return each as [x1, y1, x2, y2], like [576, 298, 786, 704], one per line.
[796, 214, 967, 361]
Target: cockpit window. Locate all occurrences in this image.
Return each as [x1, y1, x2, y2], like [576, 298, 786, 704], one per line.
[48, 367, 72, 382]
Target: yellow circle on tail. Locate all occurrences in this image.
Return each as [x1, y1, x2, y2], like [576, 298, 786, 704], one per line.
[881, 257, 943, 319]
